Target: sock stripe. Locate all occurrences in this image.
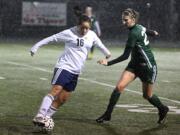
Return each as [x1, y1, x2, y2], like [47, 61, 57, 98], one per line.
[50, 106, 58, 111]
[47, 94, 54, 101]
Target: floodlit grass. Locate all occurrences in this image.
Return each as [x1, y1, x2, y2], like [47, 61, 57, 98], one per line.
[0, 42, 180, 135]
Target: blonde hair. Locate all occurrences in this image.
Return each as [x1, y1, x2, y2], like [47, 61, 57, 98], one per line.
[122, 8, 139, 23]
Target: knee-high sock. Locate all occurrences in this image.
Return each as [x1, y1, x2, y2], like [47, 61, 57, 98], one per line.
[36, 94, 54, 117]
[148, 94, 164, 110]
[105, 88, 121, 115]
[46, 105, 58, 117]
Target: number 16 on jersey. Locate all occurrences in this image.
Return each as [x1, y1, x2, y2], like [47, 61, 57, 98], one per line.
[77, 39, 84, 47]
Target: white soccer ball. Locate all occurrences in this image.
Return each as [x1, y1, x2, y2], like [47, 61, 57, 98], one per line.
[42, 117, 54, 132]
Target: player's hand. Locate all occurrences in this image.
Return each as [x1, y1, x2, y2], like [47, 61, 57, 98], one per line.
[154, 31, 159, 36]
[97, 59, 108, 66]
[30, 51, 35, 57]
[30, 46, 38, 57]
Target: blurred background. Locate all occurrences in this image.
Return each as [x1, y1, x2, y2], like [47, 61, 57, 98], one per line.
[0, 0, 180, 46]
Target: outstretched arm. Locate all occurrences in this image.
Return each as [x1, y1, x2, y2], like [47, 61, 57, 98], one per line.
[30, 30, 69, 56]
[93, 34, 111, 59]
[98, 46, 132, 66]
[107, 46, 132, 66]
[146, 29, 159, 36]
[98, 31, 136, 66]
[30, 36, 56, 56]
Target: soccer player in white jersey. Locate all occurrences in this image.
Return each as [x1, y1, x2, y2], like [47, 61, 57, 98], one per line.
[30, 15, 111, 127]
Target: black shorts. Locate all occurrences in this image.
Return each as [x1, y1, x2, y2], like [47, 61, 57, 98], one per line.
[125, 62, 157, 84]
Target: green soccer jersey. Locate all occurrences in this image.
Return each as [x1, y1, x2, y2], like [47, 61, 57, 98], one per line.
[89, 16, 101, 36]
[127, 24, 156, 69]
[90, 16, 96, 31]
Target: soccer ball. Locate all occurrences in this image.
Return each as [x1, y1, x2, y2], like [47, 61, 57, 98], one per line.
[42, 117, 54, 132]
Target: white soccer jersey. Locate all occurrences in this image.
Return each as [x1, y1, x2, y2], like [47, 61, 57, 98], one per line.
[31, 26, 111, 74]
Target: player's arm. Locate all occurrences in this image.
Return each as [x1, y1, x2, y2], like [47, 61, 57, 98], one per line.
[30, 31, 68, 56]
[30, 36, 55, 56]
[98, 46, 132, 66]
[98, 32, 136, 66]
[107, 46, 132, 66]
[146, 29, 159, 36]
[93, 34, 111, 59]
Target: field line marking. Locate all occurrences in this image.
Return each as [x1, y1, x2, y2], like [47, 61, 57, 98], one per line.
[7, 61, 51, 73]
[0, 76, 5, 79]
[7, 61, 180, 104]
[40, 77, 48, 81]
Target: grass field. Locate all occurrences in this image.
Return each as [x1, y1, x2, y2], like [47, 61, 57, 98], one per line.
[0, 42, 180, 135]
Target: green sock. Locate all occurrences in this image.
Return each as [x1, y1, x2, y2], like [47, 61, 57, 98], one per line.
[105, 88, 121, 115]
[148, 94, 164, 110]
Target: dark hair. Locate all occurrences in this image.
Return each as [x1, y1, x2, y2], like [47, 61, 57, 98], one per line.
[78, 15, 91, 25]
[122, 8, 139, 23]
[73, 5, 82, 17]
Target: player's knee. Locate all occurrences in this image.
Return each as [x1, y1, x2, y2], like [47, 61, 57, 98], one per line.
[50, 86, 62, 97]
[117, 84, 125, 92]
[53, 97, 67, 107]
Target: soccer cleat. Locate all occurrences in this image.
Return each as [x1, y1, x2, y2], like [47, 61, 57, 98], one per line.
[33, 115, 46, 127]
[157, 106, 169, 124]
[96, 113, 111, 123]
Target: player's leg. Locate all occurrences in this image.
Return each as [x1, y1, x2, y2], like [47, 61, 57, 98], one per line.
[46, 89, 71, 117]
[96, 70, 136, 123]
[33, 68, 65, 125]
[88, 45, 95, 59]
[90, 45, 95, 54]
[141, 65, 169, 124]
[142, 83, 169, 124]
[142, 83, 163, 107]
[33, 85, 63, 126]
[46, 70, 78, 117]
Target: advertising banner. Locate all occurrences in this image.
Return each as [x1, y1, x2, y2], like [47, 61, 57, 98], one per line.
[22, 2, 67, 26]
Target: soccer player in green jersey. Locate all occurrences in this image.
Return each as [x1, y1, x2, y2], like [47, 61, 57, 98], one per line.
[96, 8, 169, 124]
[84, 5, 101, 59]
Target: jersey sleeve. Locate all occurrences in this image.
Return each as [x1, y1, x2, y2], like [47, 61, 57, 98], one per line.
[93, 33, 111, 57]
[30, 30, 70, 53]
[106, 31, 137, 66]
[146, 29, 158, 37]
[107, 46, 132, 66]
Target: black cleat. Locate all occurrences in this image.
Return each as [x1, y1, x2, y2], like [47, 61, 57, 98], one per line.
[157, 106, 169, 124]
[96, 113, 111, 123]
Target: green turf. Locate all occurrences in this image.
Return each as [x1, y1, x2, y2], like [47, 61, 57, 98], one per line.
[0, 42, 180, 135]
